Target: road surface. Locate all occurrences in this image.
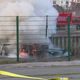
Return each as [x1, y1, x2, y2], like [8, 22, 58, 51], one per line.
[0, 64, 80, 80]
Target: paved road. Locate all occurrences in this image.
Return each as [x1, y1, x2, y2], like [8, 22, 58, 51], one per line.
[0, 64, 80, 80]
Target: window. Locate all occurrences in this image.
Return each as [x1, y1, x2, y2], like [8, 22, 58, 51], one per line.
[77, 0, 80, 3]
[53, 1, 56, 4]
[66, 1, 69, 4]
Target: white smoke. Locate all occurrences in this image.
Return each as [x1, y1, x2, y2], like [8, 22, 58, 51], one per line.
[0, 1, 34, 16]
[0, 0, 58, 57]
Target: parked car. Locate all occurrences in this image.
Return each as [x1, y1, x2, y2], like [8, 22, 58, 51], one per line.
[48, 49, 72, 57]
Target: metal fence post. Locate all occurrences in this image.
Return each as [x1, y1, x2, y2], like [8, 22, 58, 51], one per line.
[46, 15, 48, 37]
[16, 16, 19, 62]
[67, 16, 71, 61]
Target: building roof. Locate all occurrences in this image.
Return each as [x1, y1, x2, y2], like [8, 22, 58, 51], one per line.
[53, 5, 64, 12]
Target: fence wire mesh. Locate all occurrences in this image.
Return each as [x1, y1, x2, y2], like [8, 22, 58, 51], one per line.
[0, 16, 80, 63]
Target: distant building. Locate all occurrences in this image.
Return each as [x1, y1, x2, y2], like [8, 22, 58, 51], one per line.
[51, 0, 80, 57]
[71, 0, 80, 16]
[53, 0, 72, 10]
[72, 0, 80, 3]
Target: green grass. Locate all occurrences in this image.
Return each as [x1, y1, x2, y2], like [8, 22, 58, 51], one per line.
[0, 58, 28, 64]
[0, 57, 38, 64]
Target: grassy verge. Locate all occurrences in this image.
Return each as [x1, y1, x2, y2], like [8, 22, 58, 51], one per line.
[0, 58, 28, 64]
